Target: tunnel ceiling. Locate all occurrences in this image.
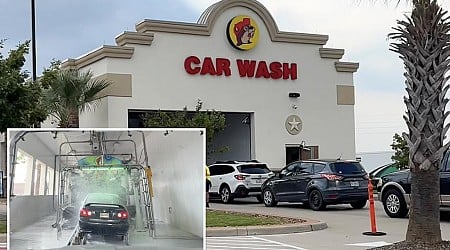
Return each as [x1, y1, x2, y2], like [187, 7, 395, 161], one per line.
[24, 130, 148, 164]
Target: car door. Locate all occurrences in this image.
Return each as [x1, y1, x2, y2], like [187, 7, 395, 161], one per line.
[271, 162, 300, 201]
[440, 152, 450, 206]
[208, 165, 221, 194]
[292, 162, 314, 200]
[210, 165, 234, 194]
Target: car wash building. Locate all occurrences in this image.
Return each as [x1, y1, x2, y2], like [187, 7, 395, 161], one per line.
[60, 0, 359, 170]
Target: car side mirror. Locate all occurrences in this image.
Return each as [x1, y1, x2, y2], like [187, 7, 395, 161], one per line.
[369, 173, 374, 179]
[279, 172, 284, 178]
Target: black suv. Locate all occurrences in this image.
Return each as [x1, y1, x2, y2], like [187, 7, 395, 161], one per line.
[379, 152, 450, 218]
[261, 159, 369, 210]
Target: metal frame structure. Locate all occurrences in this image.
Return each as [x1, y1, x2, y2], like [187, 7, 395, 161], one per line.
[9, 130, 156, 246]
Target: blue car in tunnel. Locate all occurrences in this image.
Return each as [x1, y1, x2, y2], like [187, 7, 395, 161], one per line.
[78, 193, 130, 244]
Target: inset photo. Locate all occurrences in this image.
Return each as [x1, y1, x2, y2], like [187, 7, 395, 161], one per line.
[8, 129, 205, 249]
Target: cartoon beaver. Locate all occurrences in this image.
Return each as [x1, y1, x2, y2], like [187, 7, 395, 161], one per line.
[233, 17, 255, 46]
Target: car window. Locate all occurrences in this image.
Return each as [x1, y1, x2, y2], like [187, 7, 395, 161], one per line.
[299, 162, 313, 174]
[209, 165, 219, 176]
[237, 164, 271, 174]
[443, 152, 450, 172]
[85, 193, 121, 205]
[281, 163, 299, 176]
[313, 163, 326, 173]
[377, 165, 399, 177]
[330, 162, 365, 174]
[222, 165, 235, 175]
[209, 165, 235, 175]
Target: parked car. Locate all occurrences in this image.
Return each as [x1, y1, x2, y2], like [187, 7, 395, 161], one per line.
[261, 159, 369, 210]
[78, 193, 130, 244]
[369, 163, 401, 192]
[379, 152, 450, 218]
[208, 160, 274, 203]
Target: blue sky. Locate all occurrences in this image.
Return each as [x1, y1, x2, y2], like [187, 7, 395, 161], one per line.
[2, 0, 449, 153]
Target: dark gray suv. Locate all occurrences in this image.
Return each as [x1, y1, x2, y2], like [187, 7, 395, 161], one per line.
[261, 159, 369, 210]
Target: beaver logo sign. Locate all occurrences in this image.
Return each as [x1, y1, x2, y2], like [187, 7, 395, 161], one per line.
[227, 15, 259, 51]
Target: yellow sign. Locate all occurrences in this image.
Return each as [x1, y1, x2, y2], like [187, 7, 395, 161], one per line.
[227, 15, 259, 51]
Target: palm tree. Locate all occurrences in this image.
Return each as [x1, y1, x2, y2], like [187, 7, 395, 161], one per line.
[44, 69, 111, 128]
[388, 0, 450, 247]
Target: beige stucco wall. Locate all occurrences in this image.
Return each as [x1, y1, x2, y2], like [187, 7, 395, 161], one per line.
[76, 0, 358, 169]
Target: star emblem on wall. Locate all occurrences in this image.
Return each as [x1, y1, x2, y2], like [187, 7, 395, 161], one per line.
[285, 115, 303, 135]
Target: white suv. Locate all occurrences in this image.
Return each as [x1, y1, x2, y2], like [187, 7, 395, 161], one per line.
[208, 160, 274, 203]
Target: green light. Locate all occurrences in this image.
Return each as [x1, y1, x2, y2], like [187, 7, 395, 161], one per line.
[81, 166, 126, 171]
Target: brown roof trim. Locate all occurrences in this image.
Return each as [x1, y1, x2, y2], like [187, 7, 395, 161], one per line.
[116, 31, 154, 46]
[136, 20, 209, 36]
[319, 48, 344, 59]
[335, 62, 359, 73]
[136, 0, 328, 45]
[61, 45, 134, 70]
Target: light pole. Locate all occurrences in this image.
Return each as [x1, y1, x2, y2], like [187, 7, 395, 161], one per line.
[31, 0, 37, 82]
[31, 0, 40, 128]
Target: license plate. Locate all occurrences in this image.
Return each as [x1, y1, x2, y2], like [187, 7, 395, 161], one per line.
[350, 181, 359, 187]
[100, 213, 109, 219]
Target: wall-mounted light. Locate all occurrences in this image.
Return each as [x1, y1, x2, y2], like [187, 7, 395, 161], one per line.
[241, 116, 250, 124]
[289, 92, 301, 98]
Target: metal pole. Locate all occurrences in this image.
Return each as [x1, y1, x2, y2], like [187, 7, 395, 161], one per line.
[31, 0, 37, 82]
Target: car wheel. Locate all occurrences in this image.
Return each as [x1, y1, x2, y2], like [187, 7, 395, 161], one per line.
[78, 233, 87, 245]
[382, 189, 408, 218]
[123, 233, 129, 245]
[308, 189, 326, 211]
[220, 185, 234, 203]
[256, 195, 264, 203]
[350, 200, 367, 209]
[262, 189, 278, 207]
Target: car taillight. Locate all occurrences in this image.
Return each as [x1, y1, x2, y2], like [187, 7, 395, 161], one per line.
[234, 174, 246, 180]
[320, 174, 344, 181]
[117, 211, 128, 219]
[80, 208, 92, 217]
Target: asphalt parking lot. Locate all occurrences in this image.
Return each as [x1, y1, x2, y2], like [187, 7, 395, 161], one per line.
[206, 198, 450, 250]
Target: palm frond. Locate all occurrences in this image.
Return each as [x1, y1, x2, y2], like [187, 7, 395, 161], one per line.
[43, 68, 112, 127]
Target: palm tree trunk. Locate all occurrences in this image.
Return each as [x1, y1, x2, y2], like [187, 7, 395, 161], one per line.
[406, 168, 441, 243]
[390, 0, 450, 244]
[68, 110, 79, 128]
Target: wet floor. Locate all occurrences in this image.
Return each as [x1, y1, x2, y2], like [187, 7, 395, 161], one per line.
[11, 215, 203, 249]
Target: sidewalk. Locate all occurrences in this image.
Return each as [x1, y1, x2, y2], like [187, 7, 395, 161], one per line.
[206, 208, 327, 237]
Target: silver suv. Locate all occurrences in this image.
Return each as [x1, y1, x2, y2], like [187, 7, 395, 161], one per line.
[208, 160, 274, 203]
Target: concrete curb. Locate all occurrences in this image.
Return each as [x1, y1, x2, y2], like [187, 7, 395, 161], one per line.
[207, 221, 328, 237]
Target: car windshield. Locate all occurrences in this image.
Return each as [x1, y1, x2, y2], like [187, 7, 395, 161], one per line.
[376, 165, 399, 177]
[237, 164, 271, 174]
[330, 162, 365, 175]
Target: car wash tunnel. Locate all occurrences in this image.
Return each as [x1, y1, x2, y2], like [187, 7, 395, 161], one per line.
[8, 129, 204, 249]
